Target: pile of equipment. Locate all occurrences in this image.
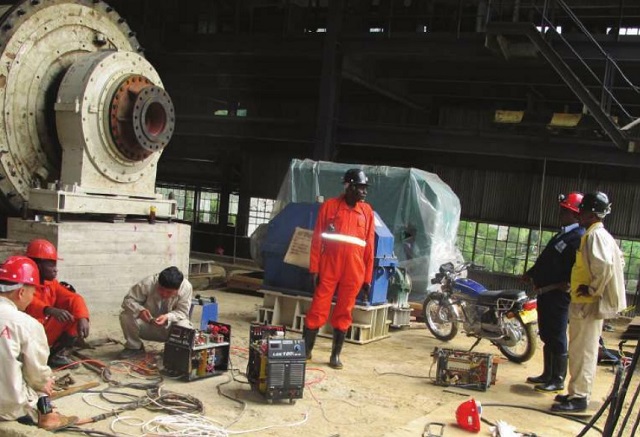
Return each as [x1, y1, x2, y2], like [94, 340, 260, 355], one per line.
[246, 323, 306, 403]
[162, 322, 230, 381]
[432, 347, 498, 392]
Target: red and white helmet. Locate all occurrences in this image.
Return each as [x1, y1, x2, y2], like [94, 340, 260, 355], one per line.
[456, 398, 482, 433]
[558, 192, 583, 213]
[26, 239, 62, 261]
[0, 256, 40, 290]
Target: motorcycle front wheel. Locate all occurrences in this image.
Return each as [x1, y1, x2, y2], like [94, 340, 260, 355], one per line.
[496, 317, 537, 363]
[422, 293, 459, 341]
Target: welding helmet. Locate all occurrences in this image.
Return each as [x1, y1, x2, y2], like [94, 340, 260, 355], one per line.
[579, 191, 611, 216]
[0, 256, 40, 289]
[456, 398, 482, 433]
[343, 168, 368, 186]
[26, 239, 62, 261]
[558, 192, 583, 213]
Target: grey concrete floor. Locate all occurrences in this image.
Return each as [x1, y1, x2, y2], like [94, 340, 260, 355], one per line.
[0, 288, 634, 437]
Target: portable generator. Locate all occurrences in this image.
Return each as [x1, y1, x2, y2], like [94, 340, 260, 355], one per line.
[162, 321, 230, 381]
[432, 347, 498, 392]
[246, 323, 306, 403]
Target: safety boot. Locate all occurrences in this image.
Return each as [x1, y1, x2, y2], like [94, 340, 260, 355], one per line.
[48, 333, 78, 369]
[303, 326, 318, 361]
[551, 396, 588, 413]
[527, 346, 552, 384]
[329, 329, 346, 369]
[38, 411, 79, 432]
[535, 353, 567, 393]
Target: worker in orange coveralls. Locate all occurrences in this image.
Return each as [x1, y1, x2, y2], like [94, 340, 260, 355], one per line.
[303, 168, 375, 370]
[25, 239, 90, 369]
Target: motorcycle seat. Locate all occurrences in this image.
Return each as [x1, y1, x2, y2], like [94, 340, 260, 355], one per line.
[477, 289, 527, 305]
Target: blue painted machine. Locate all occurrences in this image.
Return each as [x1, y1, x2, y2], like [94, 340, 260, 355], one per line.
[261, 202, 397, 305]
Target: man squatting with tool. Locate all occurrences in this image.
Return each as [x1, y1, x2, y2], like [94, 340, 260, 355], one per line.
[25, 239, 91, 369]
[522, 192, 584, 393]
[118, 266, 193, 359]
[0, 255, 78, 431]
[303, 168, 375, 369]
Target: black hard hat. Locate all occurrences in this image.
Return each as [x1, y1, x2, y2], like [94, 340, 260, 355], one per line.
[343, 168, 368, 186]
[579, 191, 611, 216]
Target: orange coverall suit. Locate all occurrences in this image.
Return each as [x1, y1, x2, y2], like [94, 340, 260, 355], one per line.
[26, 280, 90, 346]
[306, 195, 375, 332]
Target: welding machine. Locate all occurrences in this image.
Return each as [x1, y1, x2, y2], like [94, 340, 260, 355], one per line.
[246, 323, 306, 403]
[432, 347, 498, 392]
[162, 321, 230, 381]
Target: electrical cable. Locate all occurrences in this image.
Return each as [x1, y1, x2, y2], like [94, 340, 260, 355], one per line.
[481, 403, 603, 434]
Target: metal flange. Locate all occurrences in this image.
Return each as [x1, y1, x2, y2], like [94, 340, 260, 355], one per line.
[0, 0, 142, 212]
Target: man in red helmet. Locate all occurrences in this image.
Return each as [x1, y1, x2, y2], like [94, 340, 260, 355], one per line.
[522, 192, 585, 393]
[553, 192, 626, 413]
[303, 168, 375, 370]
[25, 239, 90, 368]
[0, 256, 77, 431]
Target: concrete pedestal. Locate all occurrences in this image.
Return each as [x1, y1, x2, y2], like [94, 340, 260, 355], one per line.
[7, 218, 191, 316]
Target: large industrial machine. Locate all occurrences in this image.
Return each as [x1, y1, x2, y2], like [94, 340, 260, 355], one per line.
[260, 201, 411, 315]
[0, 0, 175, 217]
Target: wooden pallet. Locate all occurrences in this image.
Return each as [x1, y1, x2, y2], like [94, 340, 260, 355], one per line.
[256, 289, 391, 344]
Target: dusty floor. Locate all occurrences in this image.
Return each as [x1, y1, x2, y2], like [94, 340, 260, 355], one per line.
[1, 288, 636, 437]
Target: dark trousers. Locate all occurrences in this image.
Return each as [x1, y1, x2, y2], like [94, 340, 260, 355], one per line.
[537, 290, 570, 354]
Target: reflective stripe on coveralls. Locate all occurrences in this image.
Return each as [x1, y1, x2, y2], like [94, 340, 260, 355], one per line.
[306, 195, 375, 332]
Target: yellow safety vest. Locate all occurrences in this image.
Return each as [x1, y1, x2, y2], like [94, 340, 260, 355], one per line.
[570, 224, 598, 304]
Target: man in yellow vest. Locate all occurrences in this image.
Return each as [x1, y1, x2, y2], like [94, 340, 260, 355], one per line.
[552, 192, 626, 413]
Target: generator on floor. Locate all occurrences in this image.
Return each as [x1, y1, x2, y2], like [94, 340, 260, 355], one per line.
[162, 322, 230, 381]
[432, 347, 499, 392]
[246, 323, 306, 403]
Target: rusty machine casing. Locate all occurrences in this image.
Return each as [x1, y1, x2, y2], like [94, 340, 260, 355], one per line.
[0, 0, 176, 217]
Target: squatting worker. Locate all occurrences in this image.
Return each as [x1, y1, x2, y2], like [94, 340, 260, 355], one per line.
[25, 239, 90, 369]
[303, 168, 375, 369]
[552, 192, 626, 413]
[523, 192, 584, 393]
[119, 266, 193, 359]
[0, 256, 77, 431]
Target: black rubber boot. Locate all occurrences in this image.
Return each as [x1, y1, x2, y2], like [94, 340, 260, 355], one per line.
[329, 330, 346, 369]
[303, 326, 318, 361]
[527, 346, 552, 384]
[48, 333, 78, 369]
[535, 353, 567, 393]
[551, 396, 587, 413]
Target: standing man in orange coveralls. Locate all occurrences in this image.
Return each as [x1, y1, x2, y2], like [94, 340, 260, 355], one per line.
[25, 239, 90, 368]
[303, 168, 375, 369]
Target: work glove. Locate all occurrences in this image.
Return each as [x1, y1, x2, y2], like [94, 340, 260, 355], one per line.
[359, 283, 371, 303]
[309, 273, 319, 290]
[44, 307, 74, 323]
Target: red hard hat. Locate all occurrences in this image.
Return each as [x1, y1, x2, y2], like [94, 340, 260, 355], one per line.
[456, 398, 481, 433]
[25, 239, 62, 261]
[558, 192, 583, 213]
[0, 256, 40, 287]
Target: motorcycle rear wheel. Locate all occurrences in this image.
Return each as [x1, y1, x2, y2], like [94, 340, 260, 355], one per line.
[422, 293, 459, 341]
[496, 317, 537, 363]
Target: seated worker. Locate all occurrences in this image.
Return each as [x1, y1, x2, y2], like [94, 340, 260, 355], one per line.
[0, 256, 77, 431]
[119, 266, 193, 359]
[25, 239, 90, 368]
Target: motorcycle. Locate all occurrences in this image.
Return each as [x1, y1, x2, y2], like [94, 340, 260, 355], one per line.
[422, 261, 538, 363]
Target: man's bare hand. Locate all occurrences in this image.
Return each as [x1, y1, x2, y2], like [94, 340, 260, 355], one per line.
[153, 314, 169, 326]
[139, 309, 153, 323]
[577, 284, 591, 297]
[43, 378, 54, 396]
[44, 307, 74, 323]
[77, 318, 90, 339]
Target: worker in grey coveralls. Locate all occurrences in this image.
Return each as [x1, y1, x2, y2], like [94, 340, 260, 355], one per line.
[119, 266, 193, 359]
